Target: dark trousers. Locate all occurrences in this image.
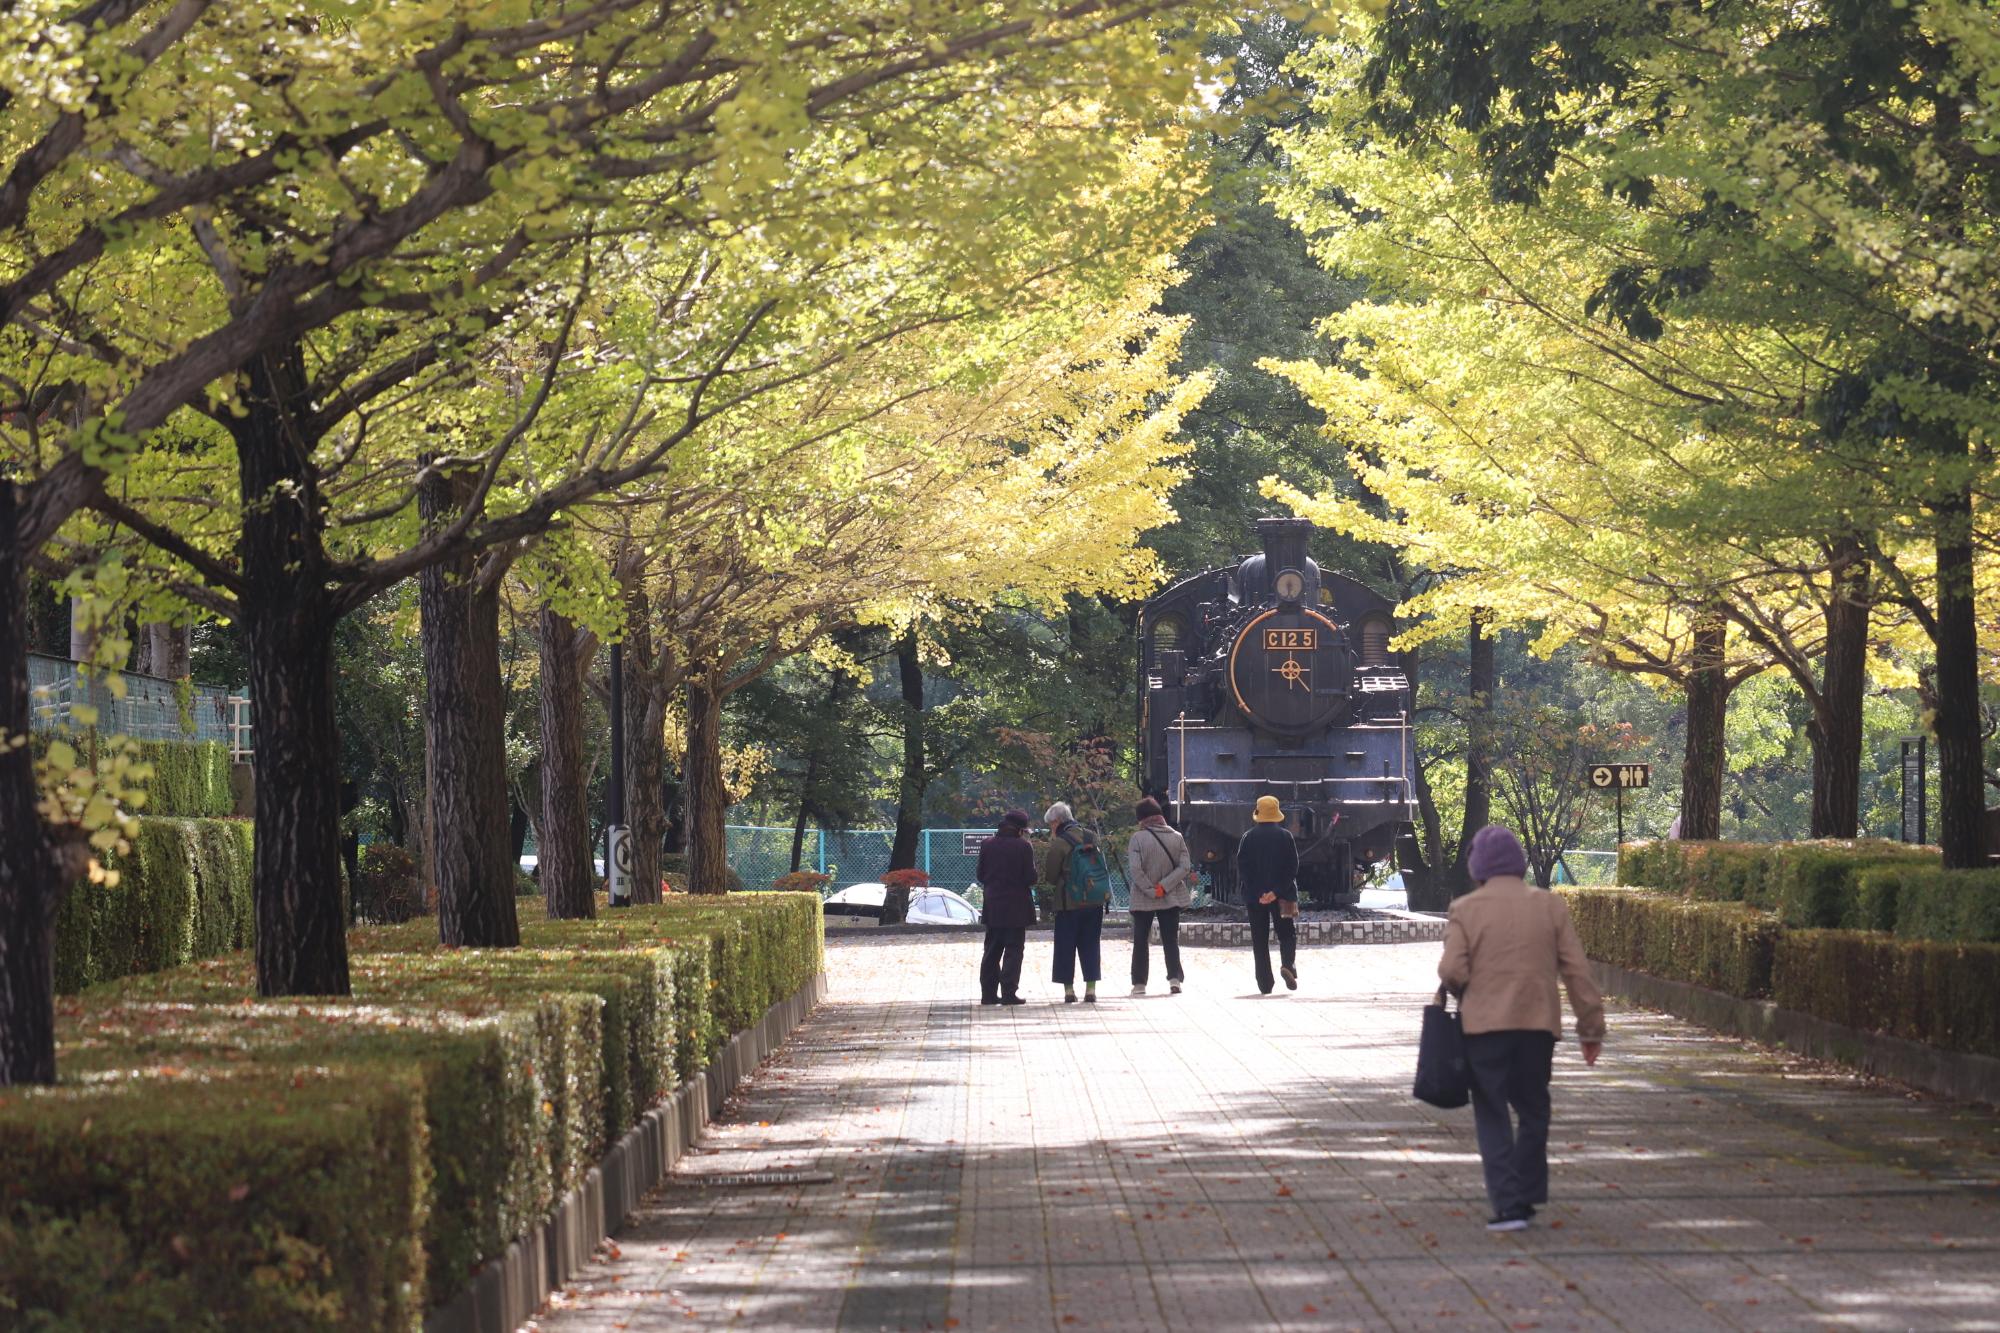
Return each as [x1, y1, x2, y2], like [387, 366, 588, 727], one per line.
[1464, 1029, 1557, 1217]
[1247, 900, 1296, 993]
[1130, 908, 1183, 986]
[980, 926, 1025, 1000]
[1052, 906, 1103, 985]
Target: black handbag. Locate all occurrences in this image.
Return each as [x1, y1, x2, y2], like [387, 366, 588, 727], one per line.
[1413, 984, 1471, 1109]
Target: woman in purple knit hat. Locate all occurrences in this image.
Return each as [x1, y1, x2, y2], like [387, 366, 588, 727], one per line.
[975, 810, 1038, 1006]
[1438, 824, 1607, 1233]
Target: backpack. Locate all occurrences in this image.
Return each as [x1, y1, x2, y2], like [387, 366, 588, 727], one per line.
[1059, 825, 1112, 909]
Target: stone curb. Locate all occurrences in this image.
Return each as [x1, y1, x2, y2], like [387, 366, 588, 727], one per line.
[423, 970, 831, 1333]
[1590, 959, 2000, 1108]
[1175, 916, 1447, 947]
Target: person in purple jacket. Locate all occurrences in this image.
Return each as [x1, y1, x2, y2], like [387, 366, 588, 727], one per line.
[975, 809, 1038, 1006]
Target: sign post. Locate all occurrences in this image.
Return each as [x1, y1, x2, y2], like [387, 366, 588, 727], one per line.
[1900, 737, 1928, 844]
[1588, 762, 1651, 846]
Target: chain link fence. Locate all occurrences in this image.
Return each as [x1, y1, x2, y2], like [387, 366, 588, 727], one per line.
[727, 824, 1214, 913]
[28, 653, 251, 754]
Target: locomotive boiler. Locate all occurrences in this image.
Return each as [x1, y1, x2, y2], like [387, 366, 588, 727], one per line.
[1137, 517, 1416, 907]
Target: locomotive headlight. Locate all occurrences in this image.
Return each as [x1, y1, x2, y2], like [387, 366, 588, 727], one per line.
[1273, 568, 1306, 603]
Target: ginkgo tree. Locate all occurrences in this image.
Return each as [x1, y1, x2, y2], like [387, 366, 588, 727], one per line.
[583, 265, 1213, 897]
[1, 0, 1231, 1084]
[1259, 7, 1996, 854]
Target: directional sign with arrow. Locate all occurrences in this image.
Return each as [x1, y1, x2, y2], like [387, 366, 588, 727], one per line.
[1589, 763, 1650, 790]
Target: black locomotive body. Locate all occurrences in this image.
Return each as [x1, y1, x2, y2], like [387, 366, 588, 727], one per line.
[1138, 518, 1415, 907]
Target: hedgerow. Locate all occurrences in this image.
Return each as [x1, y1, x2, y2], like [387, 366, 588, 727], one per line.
[54, 815, 253, 993]
[6, 894, 824, 1328]
[1563, 888, 1779, 998]
[0, 1068, 429, 1332]
[1566, 886, 2000, 1062]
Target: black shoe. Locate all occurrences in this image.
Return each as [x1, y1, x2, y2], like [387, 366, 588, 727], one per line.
[1281, 966, 1298, 991]
[1083, 991, 1097, 1003]
[1259, 985, 1274, 995]
[999, 995, 1027, 1006]
[981, 997, 1001, 1006]
[1486, 1207, 1531, 1233]
[1064, 991, 1078, 1004]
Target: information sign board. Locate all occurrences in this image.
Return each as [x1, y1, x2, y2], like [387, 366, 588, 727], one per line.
[1588, 763, 1651, 790]
[1900, 737, 1927, 844]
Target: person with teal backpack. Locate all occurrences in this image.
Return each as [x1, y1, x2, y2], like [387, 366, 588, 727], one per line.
[1040, 801, 1109, 1003]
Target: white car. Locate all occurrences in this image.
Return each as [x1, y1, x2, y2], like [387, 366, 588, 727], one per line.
[1358, 872, 1409, 911]
[823, 882, 981, 926]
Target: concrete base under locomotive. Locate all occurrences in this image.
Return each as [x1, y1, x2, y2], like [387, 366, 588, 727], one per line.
[1138, 517, 1417, 908]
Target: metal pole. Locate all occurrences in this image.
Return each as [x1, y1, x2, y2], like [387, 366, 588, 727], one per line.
[607, 641, 630, 906]
[1615, 787, 1625, 848]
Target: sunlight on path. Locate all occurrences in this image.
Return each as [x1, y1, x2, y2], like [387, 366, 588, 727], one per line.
[534, 935, 2000, 1332]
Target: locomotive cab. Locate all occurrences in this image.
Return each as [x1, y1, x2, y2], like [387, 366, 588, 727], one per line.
[1138, 518, 1415, 907]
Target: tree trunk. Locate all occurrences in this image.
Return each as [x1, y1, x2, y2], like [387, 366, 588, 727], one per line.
[621, 580, 665, 905]
[888, 627, 924, 874]
[1932, 488, 1986, 868]
[134, 622, 190, 680]
[67, 596, 90, 663]
[1449, 611, 1495, 893]
[1809, 543, 1869, 839]
[1679, 614, 1729, 841]
[0, 489, 79, 1085]
[419, 471, 519, 948]
[790, 750, 820, 874]
[233, 342, 352, 997]
[538, 608, 595, 920]
[684, 676, 730, 893]
[509, 797, 530, 866]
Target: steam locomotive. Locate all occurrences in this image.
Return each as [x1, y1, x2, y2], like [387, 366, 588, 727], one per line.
[1137, 518, 1416, 907]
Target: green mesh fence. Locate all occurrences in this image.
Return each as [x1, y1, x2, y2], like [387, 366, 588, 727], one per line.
[726, 825, 1213, 913]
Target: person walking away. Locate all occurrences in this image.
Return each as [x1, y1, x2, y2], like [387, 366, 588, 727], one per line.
[1439, 824, 1606, 1233]
[1237, 795, 1300, 994]
[1042, 802, 1109, 1003]
[1126, 797, 1193, 995]
[975, 810, 1037, 1007]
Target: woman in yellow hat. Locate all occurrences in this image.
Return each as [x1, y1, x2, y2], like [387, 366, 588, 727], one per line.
[1236, 795, 1299, 994]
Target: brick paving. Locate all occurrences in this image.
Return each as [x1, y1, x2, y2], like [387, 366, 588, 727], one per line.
[534, 935, 2000, 1332]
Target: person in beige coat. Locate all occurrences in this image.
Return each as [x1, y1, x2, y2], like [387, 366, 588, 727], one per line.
[1438, 824, 1606, 1233]
[1125, 797, 1194, 995]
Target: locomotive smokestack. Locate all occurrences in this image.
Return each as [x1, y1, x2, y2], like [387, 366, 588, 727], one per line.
[1257, 516, 1313, 573]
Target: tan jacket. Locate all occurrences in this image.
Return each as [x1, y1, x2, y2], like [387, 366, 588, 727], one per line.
[1125, 820, 1194, 911]
[1438, 876, 1606, 1041]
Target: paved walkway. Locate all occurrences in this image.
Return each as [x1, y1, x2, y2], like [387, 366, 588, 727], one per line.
[535, 935, 2000, 1332]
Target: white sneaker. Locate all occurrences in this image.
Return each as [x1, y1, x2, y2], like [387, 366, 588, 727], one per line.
[1130, 984, 1146, 996]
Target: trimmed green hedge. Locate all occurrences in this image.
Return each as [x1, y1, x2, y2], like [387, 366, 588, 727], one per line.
[1563, 888, 1779, 998]
[54, 815, 253, 992]
[1763, 841, 1939, 929]
[1854, 865, 2000, 943]
[1773, 930, 2000, 1059]
[0, 1068, 429, 1331]
[1567, 887, 2000, 1063]
[1617, 837, 1946, 932]
[8, 894, 823, 1328]
[29, 734, 234, 819]
[1617, 839, 1772, 904]
[136, 737, 234, 819]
